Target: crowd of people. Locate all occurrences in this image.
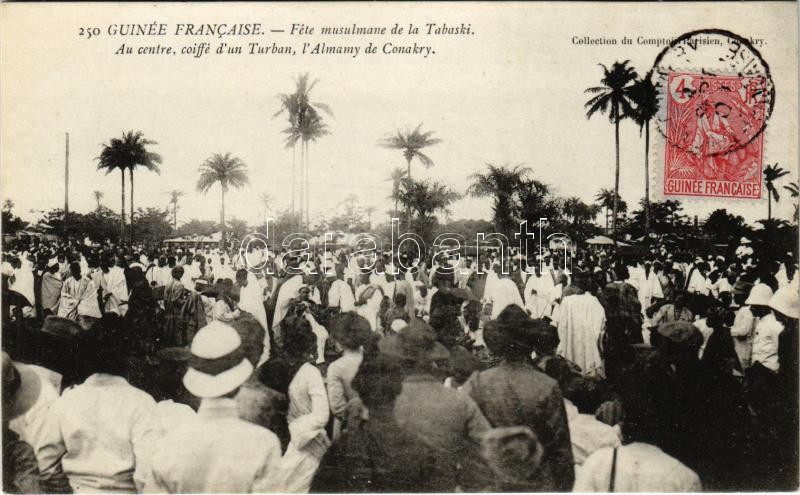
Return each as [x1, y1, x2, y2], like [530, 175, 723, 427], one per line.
[1, 233, 798, 492]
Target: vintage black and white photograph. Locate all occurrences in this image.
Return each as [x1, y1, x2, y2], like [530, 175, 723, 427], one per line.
[1, 2, 799, 493]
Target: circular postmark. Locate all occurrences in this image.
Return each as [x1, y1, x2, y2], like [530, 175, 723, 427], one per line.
[649, 29, 774, 158]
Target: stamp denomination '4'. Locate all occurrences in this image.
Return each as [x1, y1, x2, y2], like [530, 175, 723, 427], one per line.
[664, 73, 766, 199]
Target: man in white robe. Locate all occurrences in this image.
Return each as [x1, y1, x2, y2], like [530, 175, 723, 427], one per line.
[236, 270, 270, 363]
[524, 267, 555, 318]
[102, 259, 129, 316]
[486, 271, 525, 319]
[555, 289, 606, 377]
[272, 273, 304, 333]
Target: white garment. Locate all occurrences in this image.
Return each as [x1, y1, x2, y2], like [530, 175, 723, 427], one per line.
[273, 274, 304, 332]
[10, 265, 35, 307]
[238, 273, 270, 362]
[9, 364, 61, 470]
[638, 270, 664, 315]
[731, 306, 757, 369]
[524, 272, 555, 318]
[751, 312, 784, 372]
[279, 363, 331, 493]
[327, 279, 355, 312]
[556, 293, 606, 377]
[103, 266, 129, 316]
[487, 278, 525, 319]
[38, 374, 158, 493]
[575, 442, 702, 492]
[146, 397, 282, 493]
[57, 275, 101, 319]
[694, 318, 714, 359]
[564, 399, 621, 465]
[686, 269, 709, 295]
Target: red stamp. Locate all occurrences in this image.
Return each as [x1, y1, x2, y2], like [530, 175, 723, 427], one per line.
[663, 73, 766, 199]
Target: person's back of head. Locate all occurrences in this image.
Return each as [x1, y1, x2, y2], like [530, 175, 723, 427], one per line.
[352, 354, 404, 409]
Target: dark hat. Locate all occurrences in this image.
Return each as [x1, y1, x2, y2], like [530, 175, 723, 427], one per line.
[41, 315, 83, 338]
[331, 312, 372, 350]
[483, 305, 543, 357]
[2, 352, 42, 420]
[452, 287, 475, 301]
[656, 321, 703, 349]
[378, 319, 449, 362]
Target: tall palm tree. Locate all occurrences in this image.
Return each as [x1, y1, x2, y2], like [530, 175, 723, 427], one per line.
[594, 188, 628, 232]
[629, 72, 658, 232]
[259, 192, 273, 224]
[784, 181, 799, 223]
[380, 124, 441, 181]
[196, 153, 249, 246]
[2, 199, 13, 212]
[97, 131, 162, 243]
[380, 124, 441, 226]
[92, 191, 104, 210]
[764, 163, 790, 220]
[275, 73, 332, 230]
[467, 163, 532, 239]
[386, 166, 407, 221]
[364, 205, 377, 229]
[167, 189, 185, 230]
[585, 61, 638, 239]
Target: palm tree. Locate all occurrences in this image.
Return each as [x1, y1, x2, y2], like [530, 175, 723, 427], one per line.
[467, 163, 532, 239]
[275, 73, 332, 230]
[93, 191, 104, 210]
[764, 163, 790, 220]
[594, 188, 614, 231]
[196, 153, 250, 246]
[396, 177, 461, 244]
[380, 124, 441, 181]
[629, 72, 658, 232]
[97, 131, 162, 243]
[386, 166, 407, 221]
[364, 205, 378, 229]
[167, 189, 185, 230]
[380, 124, 441, 226]
[585, 61, 638, 239]
[784, 181, 799, 223]
[259, 192, 273, 224]
[3, 199, 14, 212]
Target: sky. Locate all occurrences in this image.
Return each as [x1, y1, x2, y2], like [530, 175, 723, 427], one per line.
[2, 2, 798, 231]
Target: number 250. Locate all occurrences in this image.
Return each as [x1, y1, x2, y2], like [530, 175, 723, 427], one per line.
[79, 27, 101, 39]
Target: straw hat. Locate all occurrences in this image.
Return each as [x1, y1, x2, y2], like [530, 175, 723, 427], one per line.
[745, 283, 774, 306]
[769, 287, 800, 319]
[480, 426, 543, 485]
[378, 319, 449, 361]
[183, 321, 254, 399]
[2, 353, 41, 420]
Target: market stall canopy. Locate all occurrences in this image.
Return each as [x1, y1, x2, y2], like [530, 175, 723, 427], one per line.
[164, 231, 223, 244]
[585, 235, 615, 245]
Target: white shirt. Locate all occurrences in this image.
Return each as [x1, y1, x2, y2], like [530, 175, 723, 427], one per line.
[575, 442, 702, 492]
[146, 397, 282, 493]
[487, 277, 525, 319]
[328, 279, 355, 312]
[38, 374, 158, 493]
[751, 312, 784, 372]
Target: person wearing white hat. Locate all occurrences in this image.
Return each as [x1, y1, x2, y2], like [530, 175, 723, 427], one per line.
[146, 321, 282, 493]
[748, 284, 783, 372]
[735, 237, 754, 258]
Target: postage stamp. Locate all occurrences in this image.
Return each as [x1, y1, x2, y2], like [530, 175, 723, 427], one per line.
[663, 72, 766, 199]
[649, 29, 775, 201]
